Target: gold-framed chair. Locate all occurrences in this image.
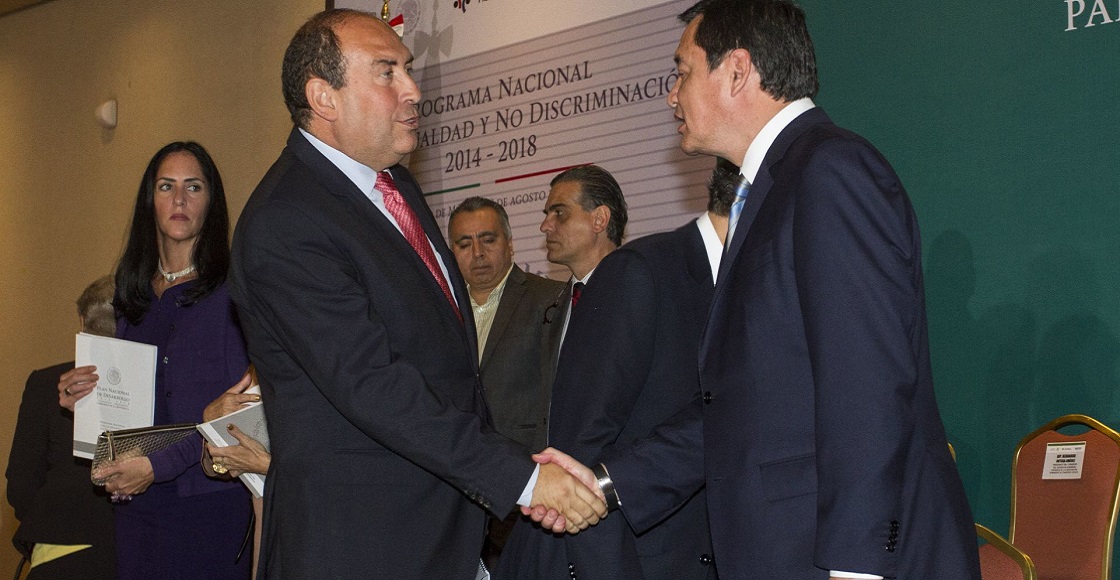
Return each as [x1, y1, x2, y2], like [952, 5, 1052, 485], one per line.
[1009, 414, 1120, 580]
[977, 523, 1036, 580]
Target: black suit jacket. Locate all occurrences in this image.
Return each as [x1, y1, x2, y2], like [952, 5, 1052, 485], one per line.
[497, 221, 716, 580]
[6, 362, 115, 577]
[541, 282, 571, 385]
[609, 108, 981, 578]
[230, 129, 535, 579]
[478, 265, 565, 451]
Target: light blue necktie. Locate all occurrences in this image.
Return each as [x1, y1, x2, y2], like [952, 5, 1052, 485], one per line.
[724, 173, 751, 252]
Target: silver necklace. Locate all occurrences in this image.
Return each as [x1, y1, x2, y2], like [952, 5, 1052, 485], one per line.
[158, 261, 196, 283]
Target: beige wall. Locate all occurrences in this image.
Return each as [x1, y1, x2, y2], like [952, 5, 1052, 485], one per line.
[0, 0, 319, 573]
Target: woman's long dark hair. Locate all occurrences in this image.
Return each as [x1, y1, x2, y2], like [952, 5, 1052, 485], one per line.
[114, 141, 231, 325]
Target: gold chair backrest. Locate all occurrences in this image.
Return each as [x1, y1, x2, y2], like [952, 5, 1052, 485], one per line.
[977, 523, 1036, 580]
[1009, 414, 1120, 580]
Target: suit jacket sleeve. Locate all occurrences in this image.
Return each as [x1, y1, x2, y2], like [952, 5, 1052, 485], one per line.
[566, 249, 708, 535]
[792, 137, 920, 569]
[6, 368, 54, 521]
[236, 196, 533, 515]
[600, 393, 704, 534]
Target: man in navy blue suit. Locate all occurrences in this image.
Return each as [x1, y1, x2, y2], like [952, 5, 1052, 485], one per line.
[535, 0, 982, 578]
[497, 163, 734, 580]
[231, 10, 604, 579]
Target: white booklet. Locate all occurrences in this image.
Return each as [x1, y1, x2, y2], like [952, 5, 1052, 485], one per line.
[73, 333, 158, 459]
[197, 398, 270, 497]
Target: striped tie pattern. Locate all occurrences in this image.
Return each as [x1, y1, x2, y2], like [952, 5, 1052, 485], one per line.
[377, 171, 463, 322]
[725, 174, 752, 251]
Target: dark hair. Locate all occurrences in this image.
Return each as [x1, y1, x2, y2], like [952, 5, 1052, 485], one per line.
[115, 141, 230, 325]
[77, 276, 116, 337]
[449, 196, 512, 239]
[282, 9, 366, 129]
[680, 0, 818, 102]
[708, 157, 740, 216]
[550, 165, 628, 246]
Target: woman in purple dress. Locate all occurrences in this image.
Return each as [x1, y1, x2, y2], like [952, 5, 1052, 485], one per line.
[62, 142, 252, 579]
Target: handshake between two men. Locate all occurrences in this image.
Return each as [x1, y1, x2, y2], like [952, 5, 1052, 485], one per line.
[525, 447, 607, 534]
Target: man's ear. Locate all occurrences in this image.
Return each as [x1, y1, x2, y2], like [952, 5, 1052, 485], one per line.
[306, 77, 339, 122]
[725, 48, 755, 97]
[591, 205, 611, 234]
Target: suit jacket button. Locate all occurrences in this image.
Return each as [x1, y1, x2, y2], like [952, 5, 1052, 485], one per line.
[703, 391, 713, 404]
[700, 553, 712, 566]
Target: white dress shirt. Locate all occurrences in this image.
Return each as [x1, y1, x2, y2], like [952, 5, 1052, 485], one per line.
[470, 265, 514, 361]
[299, 129, 459, 306]
[695, 212, 723, 283]
[738, 97, 816, 182]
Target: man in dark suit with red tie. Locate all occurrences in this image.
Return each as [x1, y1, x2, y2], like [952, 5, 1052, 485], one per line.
[536, 1, 981, 578]
[536, 165, 628, 379]
[498, 162, 734, 580]
[229, 9, 604, 579]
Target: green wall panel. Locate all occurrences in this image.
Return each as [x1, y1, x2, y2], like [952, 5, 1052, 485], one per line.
[799, 0, 1120, 561]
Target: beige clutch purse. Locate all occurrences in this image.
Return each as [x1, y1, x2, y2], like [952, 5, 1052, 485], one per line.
[90, 423, 198, 485]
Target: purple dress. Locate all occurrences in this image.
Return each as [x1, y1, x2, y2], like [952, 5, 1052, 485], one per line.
[113, 281, 252, 580]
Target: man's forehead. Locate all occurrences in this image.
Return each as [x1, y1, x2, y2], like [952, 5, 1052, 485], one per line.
[338, 16, 413, 62]
[550, 180, 585, 200]
[452, 209, 502, 232]
[455, 227, 500, 240]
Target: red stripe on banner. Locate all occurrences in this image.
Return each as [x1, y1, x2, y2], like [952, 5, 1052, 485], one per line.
[494, 163, 592, 184]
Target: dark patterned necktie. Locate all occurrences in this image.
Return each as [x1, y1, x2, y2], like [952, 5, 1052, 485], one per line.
[376, 171, 462, 322]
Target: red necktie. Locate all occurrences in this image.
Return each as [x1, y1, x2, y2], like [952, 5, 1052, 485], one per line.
[571, 281, 584, 307]
[376, 171, 462, 322]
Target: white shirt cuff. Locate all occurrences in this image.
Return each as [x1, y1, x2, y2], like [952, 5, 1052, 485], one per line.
[516, 464, 540, 506]
[831, 572, 883, 579]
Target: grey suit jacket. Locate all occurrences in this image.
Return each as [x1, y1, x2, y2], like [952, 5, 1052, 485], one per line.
[478, 265, 565, 451]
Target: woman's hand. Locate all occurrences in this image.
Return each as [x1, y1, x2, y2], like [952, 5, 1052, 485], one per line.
[58, 365, 98, 411]
[208, 424, 271, 478]
[94, 456, 155, 498]
[202, 372, 257, 422]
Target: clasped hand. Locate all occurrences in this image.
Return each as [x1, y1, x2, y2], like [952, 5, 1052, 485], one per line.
[524, 447, 608, 534]
[93, 456, 155, 497]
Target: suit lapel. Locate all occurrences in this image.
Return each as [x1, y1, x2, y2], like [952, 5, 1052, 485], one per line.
[288, 129, 374, 211]
[286, 131, 475, 351]
[542, 282, 571, 380]
[480, 266, 527, 368]
[389, 165, 476, 335]
[682, 220, 714, 287]
[717, 108, 830, 286]
[705, 108, 831, 357]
